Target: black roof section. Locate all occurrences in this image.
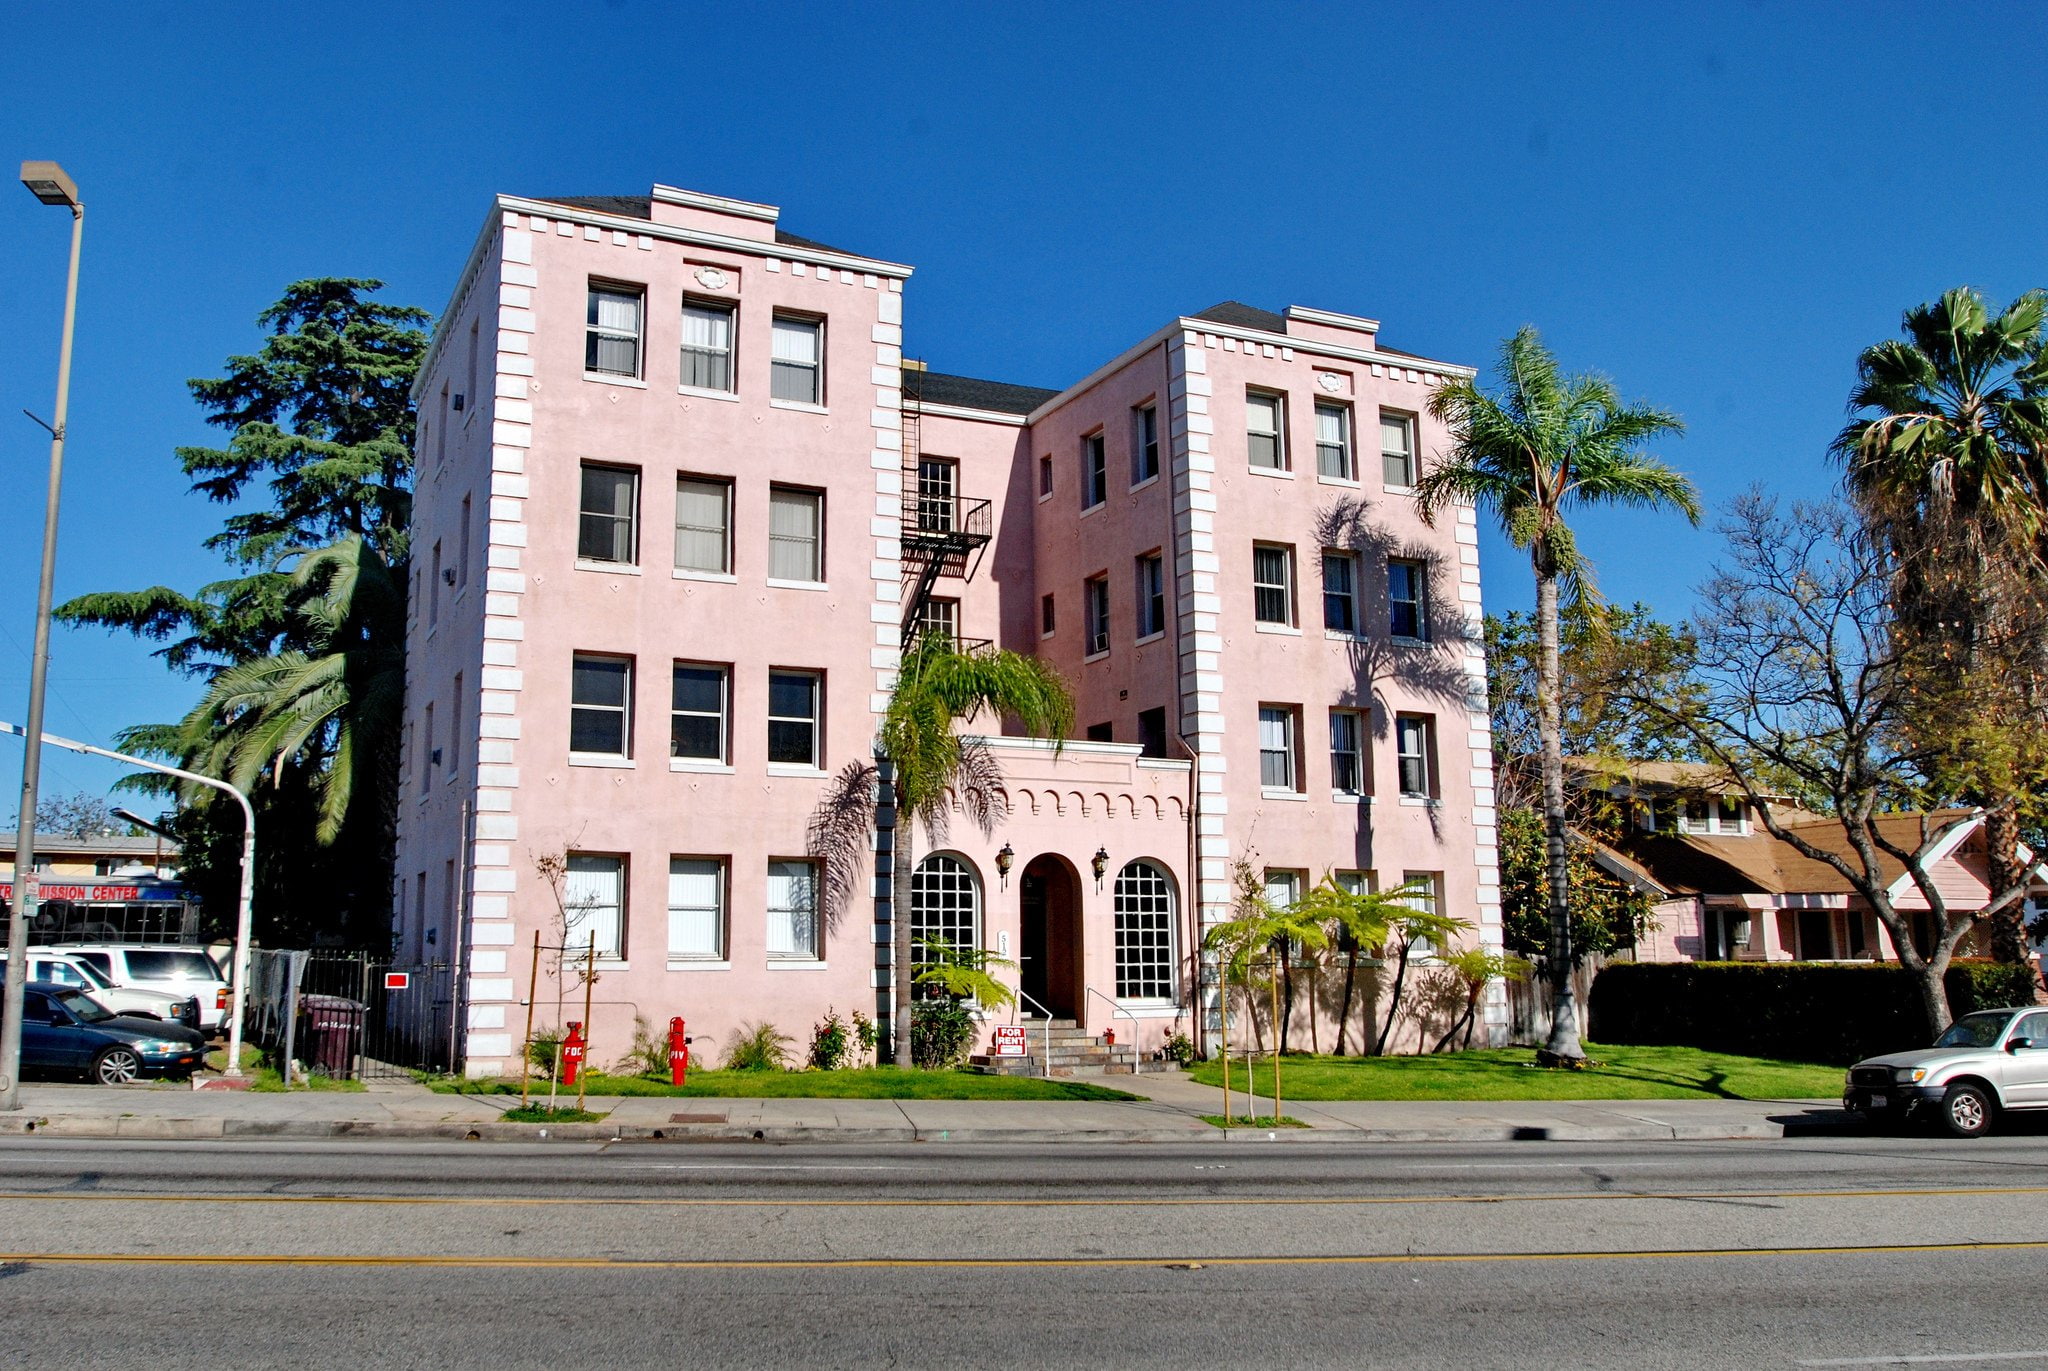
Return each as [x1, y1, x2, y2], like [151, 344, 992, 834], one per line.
[1189, 300, 1289, 334]
[904, 369, 1061, 416]
[533, 195, 862, 258]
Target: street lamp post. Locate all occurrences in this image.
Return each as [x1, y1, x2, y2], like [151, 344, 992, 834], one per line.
[0, 724, 257, 1080]
[1, 162, 84, 1113]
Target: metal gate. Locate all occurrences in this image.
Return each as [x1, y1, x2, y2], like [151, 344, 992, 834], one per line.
[299, 953, 462, 1079]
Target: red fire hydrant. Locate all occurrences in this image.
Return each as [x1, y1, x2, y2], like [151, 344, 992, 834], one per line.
[561, 1021, 586, 1088]
[669, 1016, 691, 1088]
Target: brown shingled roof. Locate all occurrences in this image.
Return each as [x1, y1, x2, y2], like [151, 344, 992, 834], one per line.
[1607, 809, 1980, 897]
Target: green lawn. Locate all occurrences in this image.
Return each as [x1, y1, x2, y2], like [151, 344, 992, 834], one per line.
[434, 1068, 1138, 1102]
[1185, 1043, 1841, 1101]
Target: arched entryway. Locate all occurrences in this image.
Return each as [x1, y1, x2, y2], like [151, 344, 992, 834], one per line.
[1018, 853, 1083, 1019]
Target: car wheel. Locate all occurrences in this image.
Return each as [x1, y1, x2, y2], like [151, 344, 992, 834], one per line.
[92, 1046, 143, 1086]
[1940, 1082, 1995, 1139]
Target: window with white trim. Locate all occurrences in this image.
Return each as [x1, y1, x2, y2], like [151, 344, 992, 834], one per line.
[1259, 705, 1300, 791]
[916, 458, 958, 533]
[1133, 403, 1160, 484]
[1247, 390, 1286, 470]
[578, 463, 638, 564]
[766, 859, 820, 959]
[1323, 551, 1358, 633]
[1381, 411, 1417, 487]
[586, 283, 643, 378]
[1399, 870, 1443, 957]
[668, 858, 725, 959]
[1135, 553, 1165, 639]
[1389, 558, 1427, 639]
[674, 476, 732, 575]
[570, 654, 632, 758]
[1264, 868, 1302, 912]
[564, 854, 626, 958]
[770, 315, 823, 404]
[767, 485, 823, 582]
[1253, 544, 1295, 626]
[1329, 709, 1364, 795]
[767, 670, 821, 767]
[1081, 431, 1107, 509]
[1085, 575, 1110, 656]
[1114, 861, 1175, 1000]
[916, 597, 959, 644]
[911, 854, 981, 976]
[1316, 402, 1353, 480]
[1396, 713, 1435, 798]
[680, 299, 736, 392]
[670, 662, 729, 763]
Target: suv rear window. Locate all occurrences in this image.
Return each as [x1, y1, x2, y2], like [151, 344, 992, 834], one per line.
[123, 950, 222, 981]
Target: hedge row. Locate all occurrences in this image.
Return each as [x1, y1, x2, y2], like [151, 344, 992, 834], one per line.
[1587, 960, 2045, 1065]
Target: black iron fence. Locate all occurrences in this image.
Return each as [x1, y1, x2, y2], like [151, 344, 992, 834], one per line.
[241, 950, 463, 1081]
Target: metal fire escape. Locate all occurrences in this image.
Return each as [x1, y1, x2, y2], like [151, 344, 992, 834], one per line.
[898, 364, 992, 652]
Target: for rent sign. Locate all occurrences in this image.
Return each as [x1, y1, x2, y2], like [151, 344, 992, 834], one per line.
[991, 1025, 1029, 1057]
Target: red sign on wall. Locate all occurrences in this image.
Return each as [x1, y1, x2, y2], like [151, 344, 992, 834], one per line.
[384, 972, 410, 991]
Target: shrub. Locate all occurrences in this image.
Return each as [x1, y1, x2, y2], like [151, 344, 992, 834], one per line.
[613, 1016, 670, 1078]
[722, 1020, 793, 1071]
[808, 1007, 852, 1072]
[1162, 1033, 1197, 1066]
[851, 1010, 878, 1068]
[527, 1030, 563, 1078]
[1588, 959, 2045, 1065]
[911, 999, 976, 1069]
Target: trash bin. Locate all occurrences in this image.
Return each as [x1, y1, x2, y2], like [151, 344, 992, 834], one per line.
[297, 994, 367, 1079]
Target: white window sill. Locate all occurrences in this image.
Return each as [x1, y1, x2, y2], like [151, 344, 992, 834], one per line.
[1333, 791, 1370, 805]
[585, 373, 647, 389]
[1384, 483, 1418, 496]
[770, 399, 829, 415]
[673, 568, 737, 584]
[767, 764, 829, 779]
[766, 959, 829, 971]
[1079, 501, 1105, 519]
[1110, 1003, 1182, 1018]
[677, 385, 740, 403]
[1247, 465, 1293, 480]
[1083, 649, 1110, 664]
[1398, 795, 1441, 807]
[569, 754, 634, 769]
[1324, 629, 1366, 643]
[1129, 475, 1160, 495]
[575, 559, 641, 576]
[1037, 491, 1053, 504]
[666, 958, 731, 971]
[1040, 629, 1056, 640]
[1317, 474, 1361, 488]
[1134, 630, 1166, 647]
[1262, 788, 1308, 802]
[1255, 622, 1301, 636]
[669, 759, 733, 774]
[1392, 635, 1432, 648]
[766, 578, 829, 592]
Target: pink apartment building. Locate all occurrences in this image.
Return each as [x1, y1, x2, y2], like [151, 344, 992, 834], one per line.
[398, 183, 1505, 1076]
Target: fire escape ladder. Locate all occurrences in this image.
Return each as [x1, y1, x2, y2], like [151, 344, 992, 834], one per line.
[898, 366, 992, 654]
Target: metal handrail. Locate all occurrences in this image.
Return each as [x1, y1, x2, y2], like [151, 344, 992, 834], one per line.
[1009, 986, 1054, 1079]
[1084, 986, 1142, 1075]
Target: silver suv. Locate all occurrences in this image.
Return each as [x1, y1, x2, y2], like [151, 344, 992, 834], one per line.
[1845, 1007, 2048, 1138]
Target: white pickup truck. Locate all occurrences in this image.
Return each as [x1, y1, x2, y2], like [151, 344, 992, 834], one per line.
[21, 950, 203, 1030]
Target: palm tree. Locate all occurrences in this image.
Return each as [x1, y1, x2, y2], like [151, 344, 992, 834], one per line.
[1417, 328, 1696, 1064]
[1293, 874, 1433, 1055]
[1834, 287, 2048, 964]
[808, 635, 1072, 1068]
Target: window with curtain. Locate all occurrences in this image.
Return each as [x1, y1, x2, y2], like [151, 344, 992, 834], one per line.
[766, 860, 820, 959]
[667, 858, 725, 959]
[1323, 552, 1358, 633]
[570, 655, 631, 757]
[1381, 412, 1416, 487]
[1259, 706, 1298, 790]
[1253, 544, 1294, 625]
[670, 663, 728, 762]
[1389, 559, 1427, 639]
[674, 476, 732, 575]
[1135, 553, 1164, 638]
[767, 670, 821, 767]
[768, 486, 823, 582]
[1397, 714, 1434, 797]
[1264, 869, 1302, 912]
[1329, 709, 1363, 795]
[771, 315, 823, 404]
[1399, 871, 1443, 956]
[1316, 402, 1353, 480]
[564, 854, 625, 958]
[1246, 391, 1285, 469]
[1133, 404, 1159, 484]
[680, 300, 735, 391]
[578, 463, 638, 564]
[586, 284, 643, 378]
[1114, 861, 1175, 1000]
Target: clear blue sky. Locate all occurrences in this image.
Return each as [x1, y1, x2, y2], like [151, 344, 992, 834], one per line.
[3, 1, 2043, 806]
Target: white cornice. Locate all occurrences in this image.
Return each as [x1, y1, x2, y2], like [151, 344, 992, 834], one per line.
[908, 400, 1029, 428]
[1882, 811, 1982, 903]
[413, 209, 503, 399]
[496, 194, 915, 279]
[651, 184, 777, 223]
[1024, 329, 1178, 424]
[1285, 304, 1381, 334]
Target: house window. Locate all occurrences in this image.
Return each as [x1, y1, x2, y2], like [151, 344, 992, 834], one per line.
[674, 476, 733, 575]
[1396, 714, 1435, 798]
[564, 854, 626, 958]
[911, 854, 981, 972]
[1246, 391, 1286, 470]
[1330, 709, 1364, 795]
[1085, 575, 1110, 656]
[668, 858, 726, 959]
[448, 672, 463, 779]
[916, 458, 958, 533]
[1137, 706, 1168, 759]
[1389, 558, 1427, 639]
[1381, 411, 1417, 488]
[1719, 795, 1747, 832]
[1323, 552, 1358, 633]
[1316, 402, 1353, 480]
[578, 463, 639, 564]
[1400, 871, 1443, 956]
[916, 596, 959, 644]
[1041, 593, 1056, 637]
[1114, 861, 1175, 1000]
[571, 654, 632, 758]
[1264, 868, 1302, 912]
[766, 859, 820, 959]
[680, 299, 736, 392]
[457, 494, 471, 588]
[1133, 404, 1160, 484]
[1039, 454, 1053, 497]
[1086, 722, 1114, 742]
[767, 670, 821, 767]
[420, 702, 434, 795]
[429, 541, 441, 626]
[1259, 705, 1300, 791]
[1135, 553, 1165, 639]
[586, 283, 643, 378]
[767, 486, 823, 583]
[1082, 431, 1107, 509]
[770, 315, 823, 405]
[670, 663, 729, 763]
[1253, 544, 1295, 626]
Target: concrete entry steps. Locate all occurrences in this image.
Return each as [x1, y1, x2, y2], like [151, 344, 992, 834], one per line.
[969, 1016, 1179, 1077]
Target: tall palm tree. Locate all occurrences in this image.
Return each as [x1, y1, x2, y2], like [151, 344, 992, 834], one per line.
[808, 635, 1072, 1067]
[1417, 328, 1695, 1064]
[1834, 288, 2048, 963]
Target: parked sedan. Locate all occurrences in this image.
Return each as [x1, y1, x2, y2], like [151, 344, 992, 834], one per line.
[1844, 1006, 2048, 1137]
[2, 980, 208, 1084]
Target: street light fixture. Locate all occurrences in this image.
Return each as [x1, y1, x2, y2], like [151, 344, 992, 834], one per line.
[1, 161, 84, 1113]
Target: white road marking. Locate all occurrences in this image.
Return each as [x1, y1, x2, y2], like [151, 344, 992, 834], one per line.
[1797, 1351, 2048, 1366]
[624, 1164, 908, 1172]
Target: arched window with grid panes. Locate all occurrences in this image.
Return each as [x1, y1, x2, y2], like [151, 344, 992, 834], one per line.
[1114, 860, 1176, 1000]
[911, 854, 982, 982]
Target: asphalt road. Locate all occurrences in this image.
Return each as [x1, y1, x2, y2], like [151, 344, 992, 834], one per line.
[3, 1134, 2047, 1369]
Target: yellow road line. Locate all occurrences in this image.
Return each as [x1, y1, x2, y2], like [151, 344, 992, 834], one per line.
[3, 1240, 2046, 1271]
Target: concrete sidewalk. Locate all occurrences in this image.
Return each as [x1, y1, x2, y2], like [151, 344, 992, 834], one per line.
[0, 1071, 1853, 1145]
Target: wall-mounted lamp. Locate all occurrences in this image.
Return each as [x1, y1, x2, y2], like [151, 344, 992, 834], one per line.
[1092, 845, 1109, 891]
[995, 842, 1014, 890]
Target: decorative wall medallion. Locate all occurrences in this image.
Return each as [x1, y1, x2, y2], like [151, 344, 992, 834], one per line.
[695, 266, 729, 291]
[1317, 372, 1344, 393]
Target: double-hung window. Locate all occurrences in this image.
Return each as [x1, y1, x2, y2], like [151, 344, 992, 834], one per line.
[1081, 432, 1107, 509]
[1316, 402, 1354, 480]
[917, 458, 958, 533]
[1133, 404, 1160, 484]
[578, 463, 638, 564]
[564, 854, 626, 958]
[768, 670, 821, 768]
[668, 858, 725, 960]
[1389, 558, 1426, 639]
[1253, 544, 1295, 626]
[767, 859, 820, 960]
[674, 476, 732, 575]
[767, 486, 823, 583]
[1135, 553, 1165, 639]
[1396, 714, 1435, 798]
[1259, 705, 1299, 791]
[680, 299, 736, 392]
[586, 283, 643, 378]
[1400, 871, 1444, 956]
[670, 663, 729, 763]
[1329, 709, 1364, 796]
[570, 654, 632, 759]
[1322, 552, 1358, 633]
[916, 596, 959, 644]
[1246, 391, 1286, 470]
[1264, 869, 1303, 913]
[771, 315, 823, 405]
[1084, 575, 1110, 656]
[1381, 411, 1417, 488]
